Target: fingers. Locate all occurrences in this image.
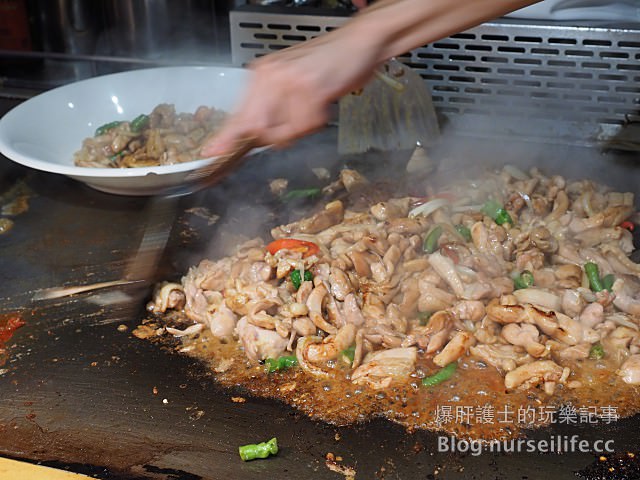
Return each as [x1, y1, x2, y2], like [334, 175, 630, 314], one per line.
[200, 114, 254, 157]
[200, 83, 329, 157]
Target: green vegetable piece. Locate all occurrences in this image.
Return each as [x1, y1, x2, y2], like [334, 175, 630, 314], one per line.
[494, 209, 513, 225]
[423, 225, 443, 254]
[419, 312, 433, 326]
[584, 262, 604, 292]
[290, 269, 313, 290]
[602, 274, 615, 292]
[265, 355, 298, 373]
[340, 345, 356, 363]
[239, 437, 278, 461]
[513, 270, 534, 290]
[454, 224, 471, 242]
[94, 120, 122, 136]
[130, 113, 149, 133]
[282, 188, 321, 202]
[589, 343, 605, 360]
[481, 199, 513, 225]
[422, 362, 458, 388]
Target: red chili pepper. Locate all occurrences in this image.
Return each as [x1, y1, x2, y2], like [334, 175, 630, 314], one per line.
[0, 315, 25, 343]
[266, 239, 320, 258]
[619, 221, 635, 231]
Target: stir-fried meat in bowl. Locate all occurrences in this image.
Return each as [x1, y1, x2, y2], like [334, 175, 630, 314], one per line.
[74, 103, 228, 168]
[147, 165, 640, 436]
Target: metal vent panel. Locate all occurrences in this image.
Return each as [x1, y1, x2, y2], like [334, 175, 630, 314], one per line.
[232, 10, 348, 61]
[231, 9, 640, 147]
[401, 24, 640, 127]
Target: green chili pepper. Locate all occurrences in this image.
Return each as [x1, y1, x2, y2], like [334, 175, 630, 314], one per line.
[589, 343, 605, 360]
[481, 199, 513, 225]
[340, 345, 356, 363]
[423, 225, 443, 254]
[282, 188, 321, 202]
[602, 274, 615, 292]
[419, 312, 433, 326]
[584, 262, 604, 292]
[454, 224, 472, 242]
[422, 362, 458, 387]
[513, 270, 534, 290]
[290, 269, 313, 290]
[239, 437, 278, 461]
[130, 113, 149, 133]
[94, 120, 122, 136]
[264, 355, 298, 373]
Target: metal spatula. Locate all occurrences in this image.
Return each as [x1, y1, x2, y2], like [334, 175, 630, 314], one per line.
[338, 58, 440, 154]
[32, 138, 257, 301]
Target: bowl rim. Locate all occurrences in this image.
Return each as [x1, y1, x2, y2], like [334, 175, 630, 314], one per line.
[0, 65, 246, 179]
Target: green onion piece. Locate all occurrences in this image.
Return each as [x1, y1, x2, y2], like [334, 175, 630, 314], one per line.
[602, 274, 615, 292]
[513, 270, 534, 290]
[340, 345, 356, 364]
[290, 269, 313, 290]
[584, 262, 604, 292]
[130, 113, 149, 133]
[421, 362, 458, 388]
[481, 199, 513, 225]
[419, 312, 433, 326]
[589, 343, 605, 360]
[94, 121, 122, 136]
[423, 225, 443, 254]
[265, 355, 298, 373]
[239, 437, 278, 461]
[454, 224, 471, 242]
[495, 209, 513, 225]
[282, 188, 321, 202]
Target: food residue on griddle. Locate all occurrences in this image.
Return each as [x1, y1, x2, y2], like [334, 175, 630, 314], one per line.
[0, 178, 32, 235]
[576, 452, 640, 480]
[325, 452, 356, 480]
[0, 218, 13, 235]
[184, 207, 220, 226]
[0, 313, 26, 367]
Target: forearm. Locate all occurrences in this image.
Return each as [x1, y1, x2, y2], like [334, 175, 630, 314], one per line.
[347, 0, 541, 62]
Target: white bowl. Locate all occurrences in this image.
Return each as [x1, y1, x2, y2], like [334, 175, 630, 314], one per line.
[0, 66, 256, 196]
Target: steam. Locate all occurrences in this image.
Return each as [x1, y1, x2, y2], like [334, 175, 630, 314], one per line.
[426, 101, 639, 195]
[170, 81, 638, 274]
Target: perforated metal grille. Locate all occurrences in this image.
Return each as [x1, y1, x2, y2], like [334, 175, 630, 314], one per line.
[231, 9, 348, 62]
[230, 8, 640, 146]
[402, 25, 640, 126]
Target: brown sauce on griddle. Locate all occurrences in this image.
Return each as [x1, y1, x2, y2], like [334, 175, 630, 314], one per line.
[139, 321, 640, 441]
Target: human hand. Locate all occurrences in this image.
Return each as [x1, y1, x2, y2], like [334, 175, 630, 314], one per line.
[200, 26, 381, 157]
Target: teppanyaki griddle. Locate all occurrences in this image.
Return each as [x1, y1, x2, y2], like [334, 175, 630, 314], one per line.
[1, 124, 639, 480]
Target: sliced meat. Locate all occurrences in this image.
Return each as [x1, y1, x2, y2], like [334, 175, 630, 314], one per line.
[433, 331, 475, 367]
[236, 316, 288, 362]
[504, 360, 566, 390]
[351, 347, 417, 390]
[618, 355, 640, 384]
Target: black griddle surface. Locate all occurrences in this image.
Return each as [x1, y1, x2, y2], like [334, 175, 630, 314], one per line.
[1, 125, 640, 480]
